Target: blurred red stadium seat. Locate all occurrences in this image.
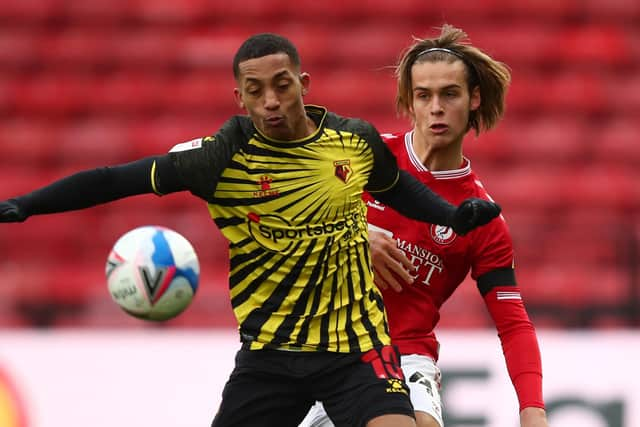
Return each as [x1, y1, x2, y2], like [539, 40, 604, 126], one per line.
[0, 211, 95, 261]
[131, 0, 291, 23]
[511, 71, 607, 114]
[489, 166, 639, 212]
[8, 75, 93, 115]
[519, 265, 629, 307]
[60, 0, 132, 22]
[0, 120, 61, 165]
[584, 0, 640, 21]
[498, 0, 579, 19]
[0, 167, 60, 199]
[591, 118, 640, 165]
[604, 75, 640, 115]
[37, 30, 119, 68]
[0, 0, 63, 22]
[567, 167, 640, 210]
[499, 117, 588, 163]
[306, 71, 396, 115]
[560, 26, 633, 67]
[470, 26, 558, 67]
[0, 30, 40, 70]
[480, 167, 564, 211]
[158, 73, 235, 111]
[54, 119, 134, 166]
[126, 115, 228, 157]
[0, 312, 29, 327]
[43, 265, 104, 304]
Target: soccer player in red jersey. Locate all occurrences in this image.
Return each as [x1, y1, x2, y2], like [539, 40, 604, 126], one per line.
[301, 25, 548, 427]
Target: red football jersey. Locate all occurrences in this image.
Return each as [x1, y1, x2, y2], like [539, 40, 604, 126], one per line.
[364, 131, 514, 360]
[367, 132, 545, 410]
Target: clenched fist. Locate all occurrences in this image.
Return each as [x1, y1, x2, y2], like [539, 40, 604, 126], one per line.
[0, 199, 27, 223]
[449, 198, 501, 236]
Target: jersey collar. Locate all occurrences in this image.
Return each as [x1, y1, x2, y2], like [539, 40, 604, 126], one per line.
[404, 131, 472, 180]
[253, 105, 328, 147]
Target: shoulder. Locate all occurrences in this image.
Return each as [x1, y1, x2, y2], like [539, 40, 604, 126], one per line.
[379, 132, 405, 152]
[219, 115, 254, 138]
[324, 111, 378, 138]
[468, 171, 498, 204]
[380, 132, 404, 143]
[169, 138, 206, 153]
[464, 171, 512, 235]
[168, 116, 251, 154]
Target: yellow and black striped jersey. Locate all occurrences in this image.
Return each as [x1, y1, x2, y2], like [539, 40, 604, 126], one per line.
[166, 105, 400, 353]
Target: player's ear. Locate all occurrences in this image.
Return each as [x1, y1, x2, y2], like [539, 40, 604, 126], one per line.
[233, 88, 245, 109]
[470, 85, 481, 112]
[300, 72, 310, 96]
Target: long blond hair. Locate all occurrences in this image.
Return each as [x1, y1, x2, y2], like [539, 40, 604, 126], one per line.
[395, 24, 511, 135]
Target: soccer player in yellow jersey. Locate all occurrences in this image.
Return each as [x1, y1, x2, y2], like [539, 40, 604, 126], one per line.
[0, 33, 501, 427]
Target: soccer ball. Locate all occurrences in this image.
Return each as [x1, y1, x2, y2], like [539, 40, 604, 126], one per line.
[105, 225, 200, 321]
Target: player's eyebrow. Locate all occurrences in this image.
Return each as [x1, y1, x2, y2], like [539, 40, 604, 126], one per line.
[244, 70, 292, 85]
[413, 84, 462, 92]
[271, 70, 295, 82]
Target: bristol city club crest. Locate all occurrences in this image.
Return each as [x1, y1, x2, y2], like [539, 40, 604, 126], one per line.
[333, 159, 353, 183]
[430, 224, 456, 245]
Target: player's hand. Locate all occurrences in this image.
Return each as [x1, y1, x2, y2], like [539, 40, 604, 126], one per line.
[0, 199, 27, 223]
[370, 230, 414, 292]
[450, 198, 501, 236]
[520, 407, 548, 427]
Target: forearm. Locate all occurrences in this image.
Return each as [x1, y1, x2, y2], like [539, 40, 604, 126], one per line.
[12, 156, 161, 218]
[370, 170, 456, 226]
[483, 286, 544, 411]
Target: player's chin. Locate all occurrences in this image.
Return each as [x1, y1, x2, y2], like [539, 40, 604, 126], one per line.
[260, 122, 291, 140]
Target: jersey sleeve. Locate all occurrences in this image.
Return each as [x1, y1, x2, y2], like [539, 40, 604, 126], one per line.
[483, 284, 545, 411]
[472, 211, 545, 411]
[470, 212, 514, 283]
[165, 117, 245, 201]
[362, 124, 400, 193]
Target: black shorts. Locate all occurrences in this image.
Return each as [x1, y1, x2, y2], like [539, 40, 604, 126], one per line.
[211, 345, 414, 427]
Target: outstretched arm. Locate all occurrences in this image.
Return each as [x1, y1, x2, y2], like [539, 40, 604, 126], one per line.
[0, 155, 184, 222]
[480, 274, 547, 426]
[370, 169, 501, 235]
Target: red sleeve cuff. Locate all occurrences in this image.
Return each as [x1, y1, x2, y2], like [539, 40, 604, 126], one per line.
[514, 372, 545, 411]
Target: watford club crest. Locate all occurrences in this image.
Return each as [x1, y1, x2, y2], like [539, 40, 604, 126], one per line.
[334, 159, 353, 184]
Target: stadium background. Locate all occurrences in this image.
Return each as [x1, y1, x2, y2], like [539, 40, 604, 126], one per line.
[0, 0, 638, 426]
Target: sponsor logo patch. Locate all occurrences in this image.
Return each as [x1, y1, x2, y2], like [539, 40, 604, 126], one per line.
[385, 378, 409, 395]
[430, 224, 456, 246]
[168, 138, 203, 153]
[253, 175, 279, 198]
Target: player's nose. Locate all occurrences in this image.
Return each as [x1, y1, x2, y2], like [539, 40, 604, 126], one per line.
[264, 89, 280, 110]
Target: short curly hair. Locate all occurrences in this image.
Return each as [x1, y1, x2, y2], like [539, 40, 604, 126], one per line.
[233, 33, 301, 80]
